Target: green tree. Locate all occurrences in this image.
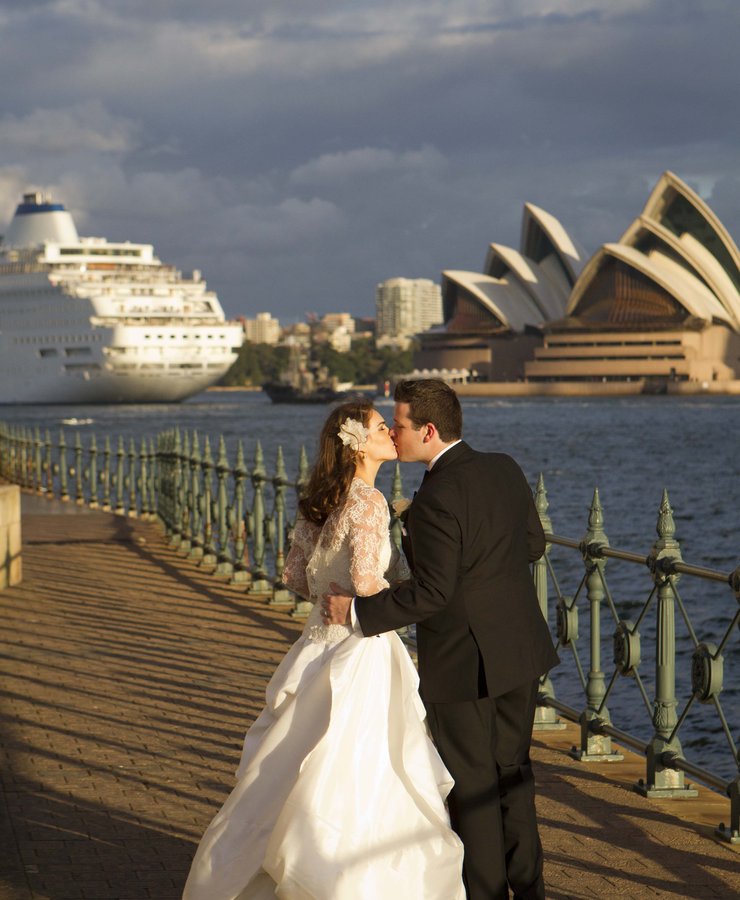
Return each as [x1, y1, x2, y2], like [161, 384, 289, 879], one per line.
[221, 343, 290, 386]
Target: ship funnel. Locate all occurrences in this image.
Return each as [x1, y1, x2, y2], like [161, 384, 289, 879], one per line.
[4, 191, 79, 247]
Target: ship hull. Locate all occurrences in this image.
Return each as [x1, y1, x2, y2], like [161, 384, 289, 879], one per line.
[0, 371, 225, 405]
[261, 382, 352, 404]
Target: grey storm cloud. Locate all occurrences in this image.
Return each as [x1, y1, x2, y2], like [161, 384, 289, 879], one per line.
[0, 0, 738, 320]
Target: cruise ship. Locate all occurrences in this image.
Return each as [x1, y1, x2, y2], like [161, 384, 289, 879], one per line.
[0, 192, 244, 403]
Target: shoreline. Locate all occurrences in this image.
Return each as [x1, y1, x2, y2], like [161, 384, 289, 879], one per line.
[452, 380, 740, 397]
[208, 381, 740, 399]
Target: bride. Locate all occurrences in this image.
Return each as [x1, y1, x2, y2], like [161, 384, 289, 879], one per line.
[183, 399, 465, 900]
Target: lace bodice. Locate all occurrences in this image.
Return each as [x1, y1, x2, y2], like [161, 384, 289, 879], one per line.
[283, 479, 409, 643]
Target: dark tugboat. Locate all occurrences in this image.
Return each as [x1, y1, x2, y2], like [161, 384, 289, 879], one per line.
[262, 347, 355, 404]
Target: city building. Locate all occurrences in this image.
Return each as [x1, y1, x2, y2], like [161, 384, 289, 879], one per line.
[280, 322, 312, 348]
[311, 312, 356, 353]
[376, 278, 443, 349]
[320, 312, 356, 334]
[243, 312, 281, 345]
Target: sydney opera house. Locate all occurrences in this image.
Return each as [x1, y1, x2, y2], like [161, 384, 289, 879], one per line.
[416, 172, 740, 391]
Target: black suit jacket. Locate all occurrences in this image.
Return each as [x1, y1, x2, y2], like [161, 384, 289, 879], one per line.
[356, 441, 559, 702]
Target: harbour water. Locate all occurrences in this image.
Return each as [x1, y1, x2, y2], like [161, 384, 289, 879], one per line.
[1, 389, 738, 779]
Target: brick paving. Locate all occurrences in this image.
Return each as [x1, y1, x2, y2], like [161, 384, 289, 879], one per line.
[0, 495, 738, 899]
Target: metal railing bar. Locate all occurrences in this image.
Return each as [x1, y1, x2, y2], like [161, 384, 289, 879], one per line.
[546, 533, 648, 566]
[544, 554, 567, 603]
[547, 532, 735, 585]
[715, 609, 740, 658]
[569, 642, 587, 691]
[596, 666, 620, 715]
[711, 696, 739, 763]
[633, 670, 653, 718]
[632, 584, 657, 632]
[541, 696, 648, 754]
[671, 560, 733, 583]
[540, 696, 732, 795]
[597, 566, 621, 624]
[546, 534, 581, 551]
[669, 581, 700, 647]
[668, 693, 697, 746]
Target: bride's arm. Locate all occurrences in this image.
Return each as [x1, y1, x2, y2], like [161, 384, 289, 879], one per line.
[347, 488, 392, 596]
[283, 514, 320, 599]
[387, 543, 410, 584]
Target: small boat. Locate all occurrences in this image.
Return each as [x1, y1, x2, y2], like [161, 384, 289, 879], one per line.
[261, 382, 350, 404]
[262, 346, 357, 404]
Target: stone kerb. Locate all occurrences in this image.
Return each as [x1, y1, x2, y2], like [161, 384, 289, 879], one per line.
[0, 483, 21, 589]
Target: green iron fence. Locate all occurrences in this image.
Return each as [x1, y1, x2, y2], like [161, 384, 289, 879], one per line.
[0, 421, 738, 843]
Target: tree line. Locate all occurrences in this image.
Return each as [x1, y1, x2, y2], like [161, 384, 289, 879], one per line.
[221, 339, 414, 387]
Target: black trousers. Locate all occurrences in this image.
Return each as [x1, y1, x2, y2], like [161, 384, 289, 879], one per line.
[425, 679, 545, 900]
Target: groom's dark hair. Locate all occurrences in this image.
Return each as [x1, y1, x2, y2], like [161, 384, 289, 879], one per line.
[394, 378, 462, 442]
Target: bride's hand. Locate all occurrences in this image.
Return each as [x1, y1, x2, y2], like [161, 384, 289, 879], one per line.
[322, 583, 352, 625]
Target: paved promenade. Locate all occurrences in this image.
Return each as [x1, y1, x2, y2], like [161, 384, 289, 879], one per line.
[0, 496, 738, 899]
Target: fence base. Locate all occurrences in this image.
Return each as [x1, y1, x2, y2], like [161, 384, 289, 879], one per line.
[635, 778, 698, 799]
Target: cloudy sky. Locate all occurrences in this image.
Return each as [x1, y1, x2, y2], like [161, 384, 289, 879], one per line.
[0, 0, 737, 322]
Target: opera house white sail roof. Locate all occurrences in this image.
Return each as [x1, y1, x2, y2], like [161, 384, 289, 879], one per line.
[442, 202, 585, 334]
[439, 171, 739, 340]
[562, 172, 740, 333]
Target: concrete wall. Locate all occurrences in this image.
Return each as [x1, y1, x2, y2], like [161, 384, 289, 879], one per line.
[415, 332, 542, 380]
[525, 324, 740, 382]
[0, 484, 22, 589]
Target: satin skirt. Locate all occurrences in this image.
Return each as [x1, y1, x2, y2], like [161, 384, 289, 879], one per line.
[183, 629, 465, 899]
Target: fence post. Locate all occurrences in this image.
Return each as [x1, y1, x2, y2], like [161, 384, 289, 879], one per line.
[114, 436, 125, 515]
[229, 440, 251, 586]
[127, 438, 138, 517]
[88, 435, 99, 509]
[43, 430, 54, 499]
[269, 446, 293, 605]
[573, 489, 623, 761]
[290, 446, 312, 617]
[59, 429, 69, 502]
[214, 436, 234, 579]
[175, 431, 191, 553]
[138, 438, 149, 519]
[389, 463, 404, 551]
[34, 427, 43, 494]
[533, 474, 565, 730]
[637, 490, 698, 797]
[247, 441, 271, 595]
[200, 436, 217, 567]
[188, 433, 204, 560]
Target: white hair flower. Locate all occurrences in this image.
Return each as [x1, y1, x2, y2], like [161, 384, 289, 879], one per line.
[337, 416, 369, 451]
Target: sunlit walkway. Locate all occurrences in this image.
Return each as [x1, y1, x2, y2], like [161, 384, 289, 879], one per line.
[0, 496, 738, 899]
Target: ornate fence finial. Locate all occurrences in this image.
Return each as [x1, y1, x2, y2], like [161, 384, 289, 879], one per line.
[655, 488, 678, 549]
[585, 487, 608, 548]
[535, 473, 552, 535]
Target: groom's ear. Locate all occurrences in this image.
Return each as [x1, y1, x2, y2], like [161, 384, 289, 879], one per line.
[422, 422, 436, 443]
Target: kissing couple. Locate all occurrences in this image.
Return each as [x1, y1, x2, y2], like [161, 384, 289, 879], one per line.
[184, 378, 558, 900]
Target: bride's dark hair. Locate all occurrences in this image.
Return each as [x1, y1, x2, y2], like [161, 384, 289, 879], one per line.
[299, 398, 375, 525]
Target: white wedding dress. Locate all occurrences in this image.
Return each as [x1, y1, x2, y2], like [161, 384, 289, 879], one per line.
[183, 478, 465, 900]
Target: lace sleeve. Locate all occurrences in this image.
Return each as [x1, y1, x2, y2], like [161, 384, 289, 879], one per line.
[283, 514, 320, 599]
[346, 487, 392, 596]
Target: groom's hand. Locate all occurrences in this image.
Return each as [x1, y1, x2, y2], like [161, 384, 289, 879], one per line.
[322, 583, 352, 625]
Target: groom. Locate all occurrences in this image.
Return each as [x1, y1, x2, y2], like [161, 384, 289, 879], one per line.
[323, 378, 558, 900]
